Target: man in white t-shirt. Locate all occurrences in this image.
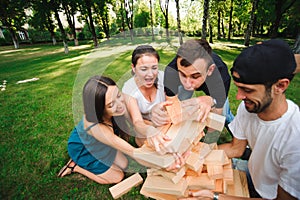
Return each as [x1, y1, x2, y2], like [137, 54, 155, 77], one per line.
[182, 39, 300, 199]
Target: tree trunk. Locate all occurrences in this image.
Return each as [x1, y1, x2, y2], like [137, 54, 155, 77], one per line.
[217, 9, 221, 39]
[54, 10, 69, 54]
[209, 22, 213, 43]
[72, 14, 78, 45]
[175, 0, 182, 45]
[9, 28, 19, 49]
[244, 0, 258, 46]
[227, 0, 234, 40]
[85, 0, 98, 47]
[150, 0, 155, 41]
[201, 0, 209, 40]
[294, 33, 300, 54]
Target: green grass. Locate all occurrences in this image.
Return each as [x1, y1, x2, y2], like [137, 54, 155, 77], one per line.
[0, 37, 299, 199]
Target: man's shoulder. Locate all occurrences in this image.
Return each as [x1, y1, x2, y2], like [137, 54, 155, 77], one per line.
[212, 52, 228, 69]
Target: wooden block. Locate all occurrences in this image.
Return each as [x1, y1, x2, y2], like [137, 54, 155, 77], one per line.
[186, 173, 215, 190]
[186, 152, 204, 171]
[109, 173, 143, 199]
[209, 142, 218, 150]
[142, 175, 188, 196]
[165, 95, 182, 124]
[147, 166, 186, 184]
[223, 167, 234, 184]
[199, 143, 213, 159]
[185, 167, 203, 177]
[204, 150, 227, 165]
[232, 169, 250, 197]
[206, 112, 226, 131]
[226, 181, 235, 196]
[214, 179, 223, 193]
[133, 145, 175, 168]
[192, 131, 205, 145]
[223, 159, 233, 169]
[164, 120, 205, 153]
[207, 164, 224, 179]
[140, 186, 178, 200]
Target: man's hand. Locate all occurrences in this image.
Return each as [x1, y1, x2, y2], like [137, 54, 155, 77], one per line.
[181, 96, 213, 123]
[150, 101, 172, 127]
[178, 189, 214, 199]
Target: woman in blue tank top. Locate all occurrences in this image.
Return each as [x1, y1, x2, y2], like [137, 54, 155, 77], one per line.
[57, 75, 184, 184]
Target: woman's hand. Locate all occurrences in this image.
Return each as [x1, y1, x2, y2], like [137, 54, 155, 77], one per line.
[150, 101, 172, 127]
[147, 131, 171, 153]
[165, 151, 190, 172]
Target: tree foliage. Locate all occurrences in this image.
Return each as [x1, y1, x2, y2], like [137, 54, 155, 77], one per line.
[1, 0, 300, 49]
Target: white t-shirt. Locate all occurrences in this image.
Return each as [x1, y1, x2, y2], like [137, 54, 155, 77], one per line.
[229, 100, 300, 199]
[122, 71, 165, 121]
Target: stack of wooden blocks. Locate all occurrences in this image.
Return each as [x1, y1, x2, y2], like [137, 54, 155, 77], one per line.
[109, 96, 249, 199]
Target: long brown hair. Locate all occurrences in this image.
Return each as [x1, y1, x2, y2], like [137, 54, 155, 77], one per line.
[83, 75, 130, 141]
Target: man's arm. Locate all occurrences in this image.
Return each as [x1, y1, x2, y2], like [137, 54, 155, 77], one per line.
[218, 137, 248, 158]
[276, 185, 297, 200]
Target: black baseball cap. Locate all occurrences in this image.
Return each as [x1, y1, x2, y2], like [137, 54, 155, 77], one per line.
[231, 39, 296, 84]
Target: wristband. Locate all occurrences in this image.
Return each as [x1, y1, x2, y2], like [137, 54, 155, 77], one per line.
[211, 97, 217, 108]
[213, 192, 219, 200]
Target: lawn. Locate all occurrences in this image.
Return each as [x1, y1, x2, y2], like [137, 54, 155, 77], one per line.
[0, 36, 299, 199]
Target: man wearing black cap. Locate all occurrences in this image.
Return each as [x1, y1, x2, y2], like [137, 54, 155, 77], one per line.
[181, 39, 300, 199]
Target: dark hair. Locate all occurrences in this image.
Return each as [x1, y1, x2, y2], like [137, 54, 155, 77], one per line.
[83, 75, 116, 123]
[83, 76, 130, 141]
[131, 45, 160, 88]
[177, 39, 214, 69]
[131, 45, 160, 67]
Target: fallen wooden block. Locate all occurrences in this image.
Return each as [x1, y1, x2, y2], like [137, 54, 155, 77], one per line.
[140, 186, 178, 200]
[207, 164, 224, 179]
[142, 175, 188, 196]
[133, 145, 175, 168]
[109, 173, 143, 199]
[147, 166, 186, 184]
[186, 152, 204, 171]
[204, 150, 228, 165]
[214, 179, 223, 193]
[185, 167, 203, 177]
[164, 120, 203, 153]
[223, 167, 234, 184]
[206, 112, 226, 131]
[186, 173, 215, 190]
[233, 169, 249, 197]
[165, 95, 182, 124]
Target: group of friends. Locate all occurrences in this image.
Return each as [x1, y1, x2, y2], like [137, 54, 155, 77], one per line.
[57, 38, 300, 199]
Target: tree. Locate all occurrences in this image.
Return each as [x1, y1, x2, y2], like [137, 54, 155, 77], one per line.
[51, 0, 69, 53]
[124, 0, 134, 41]
[202, 0, 210, 40]
[61, 0, 79, 45]
[94, 0, 112, 40]
[159, 0, 170, 41]
[244, 0, 259, 46]
[227, 0, 234, 40]
[268, 0, 296, 38]
[149, 0, 155, 41]
[0, 0, 31, 49]
[80, 0, 98, 47]
[30, 0, 57, 45]
[175, 0, 183, 45]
